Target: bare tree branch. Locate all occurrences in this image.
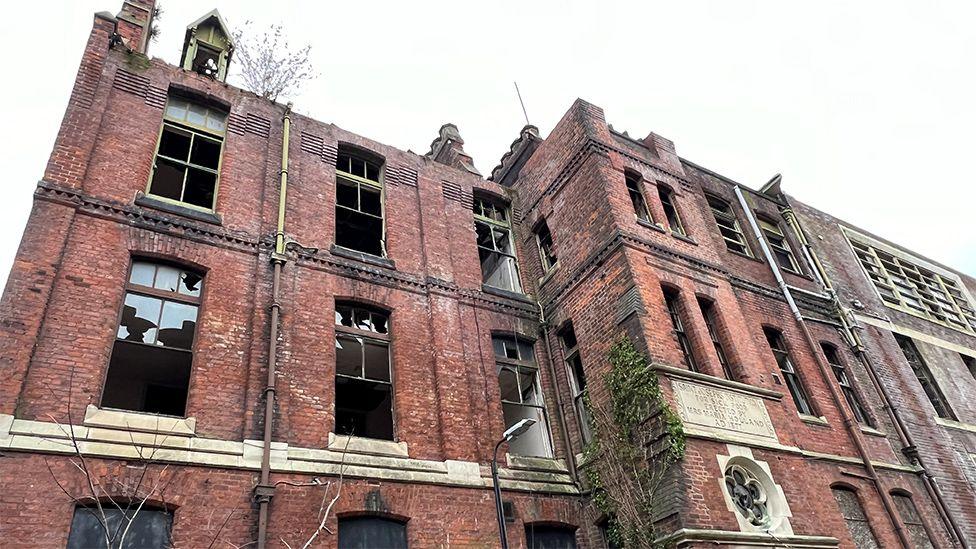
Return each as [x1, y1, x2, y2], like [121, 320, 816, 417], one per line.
[231, 22, 316, 102]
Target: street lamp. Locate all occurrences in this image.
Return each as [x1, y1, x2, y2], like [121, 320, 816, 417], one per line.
[491, 418, 536, 549]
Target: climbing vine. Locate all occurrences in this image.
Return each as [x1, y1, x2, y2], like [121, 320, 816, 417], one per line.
[583, 336, 686, 548]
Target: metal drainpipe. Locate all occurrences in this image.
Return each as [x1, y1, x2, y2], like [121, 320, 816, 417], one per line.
[256, 103, 292, 549]
[734, 186, 913, 549]
[782, 210, 968, 548]
[539, 302, 579, 483]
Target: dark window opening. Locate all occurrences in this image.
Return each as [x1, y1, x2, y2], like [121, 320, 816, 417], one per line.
[536, 220, 557, 273]
[102, 261, 201, 417]
[192, 43, 221, 77]
[963, 354, 976, 379]
[821, 343, 872, 426]
[150, 97, 226, 210]
[764, 327, 814, 415]
[67, 506, 172, 549]
[475, 196, 522, 292]
[525, 525, 578, 549]
[706, 194, 751, 256]
[560, 324, 591, 444]
[494, 335, 552, 457]
[335, 304, 394, 440]
[664, 289, 698, 372]
[832, 487, 881, 549]
[759, 217, 801, 273]
[659, 186, 685, 236]
[699, 298, 735, 380]
[338, 517, 407, 549]
[896, 335, 955, 420]
[625, 172, 651, 222]
[336, 151, 385, 257]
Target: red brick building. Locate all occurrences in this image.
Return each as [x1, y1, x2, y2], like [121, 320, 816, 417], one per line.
[0, 1, 971, 547]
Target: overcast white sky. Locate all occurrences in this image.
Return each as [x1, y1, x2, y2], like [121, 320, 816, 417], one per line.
[0, 0, 973, 290]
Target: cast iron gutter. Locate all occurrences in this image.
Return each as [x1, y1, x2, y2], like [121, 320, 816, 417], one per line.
[734, 185, 913, 549]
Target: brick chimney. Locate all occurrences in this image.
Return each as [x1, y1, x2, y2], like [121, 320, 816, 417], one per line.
[115, 0, 156, 54]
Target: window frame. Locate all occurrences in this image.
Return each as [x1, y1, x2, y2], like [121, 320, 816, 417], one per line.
[67, 504, 174, 549]
[335, 150, 387, 258]
[821, 342, 873, 426]
[764, 327, 815, 416]
[334, 303, 396, 440]
[559, 324, 591, 444]
[831, 486, 881, 549]
[891, 492, 937, 549]
[895, 335, 956, 420]
[663, 289, 699, 372]
[658, 184, 686, 236]
[493, 335, 553, 458]
[625, 171, 652, 223]
[147, 97, 227, 212]
[698, 297, 735, 380]
[474, 195, 523, 293]
[101, 259, 204, 418]
[535, 219, 558, 274]
[758, 216, 801, 274]
[706, 193, 752, 257]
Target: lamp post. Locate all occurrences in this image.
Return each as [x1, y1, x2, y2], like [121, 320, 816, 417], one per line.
[491, 418, 537, 549]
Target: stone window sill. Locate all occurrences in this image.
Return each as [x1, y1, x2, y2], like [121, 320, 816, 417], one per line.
[935, 417, 976, 434]
[84, 404, 196, 436]
[328, 432, 408, 457]
[671, 232, 697, 245]
[859, 425, 887, 438]
[330, 244, 396, 270]
[135, 192, 223, 225]
[636, 218, 667, 234]
[798, 413, 829, 427]
[482, 284, 534, 303]
[505, 453, 568, 472]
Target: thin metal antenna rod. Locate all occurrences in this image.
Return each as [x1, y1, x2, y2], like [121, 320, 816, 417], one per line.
[514, 81, 530, 126]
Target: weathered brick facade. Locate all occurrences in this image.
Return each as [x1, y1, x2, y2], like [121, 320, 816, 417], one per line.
[0, 2, 972, 548]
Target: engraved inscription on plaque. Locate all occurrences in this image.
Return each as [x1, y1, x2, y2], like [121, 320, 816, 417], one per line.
[672, 379, 777, 441]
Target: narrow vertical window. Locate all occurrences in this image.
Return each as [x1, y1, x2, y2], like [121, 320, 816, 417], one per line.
[102, 260, 202, 416]
[821, 343, 872, 425]
[560, 324, 591, 444]
[535, 219, 558, 273]
[664, 289, 698, 372]
[764, 327, 814, 415]
[759, 217, 801, 273]
[892, 493, 936, 549]
[494, 335, 552, 457]
[831, 487, 880, 549]
[67, 506, 173, 549]
[338, 517, 408, 549]
[658, 185, 686, 236]
[698, 298, 734, 380]
[149, 96, 227, 210]
[475, 196, 522, 293]
[335, 304, 394, 440]
[335, 149, 385, 257]
[706, 194, 752, 256]
[962, 354, 976, 380]
[625, 171, 651, 223]
[895, 335, 955, 420]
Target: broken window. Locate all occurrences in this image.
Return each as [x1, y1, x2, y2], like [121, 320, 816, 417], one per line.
[494, 335, 552, 457]
[525, 525, 578, 549]
[892, 493, 936, 549]
[102, 261, 202, 416]
[338, 516, 408, 549]
[831, 487, 880, 549]
[335, 149, 385, 257]
[963, 353, 976, 380]
[706, 194, 752, 256]
[821, 343, 872, 426]
[625, 171, 652, 223]
[335, 303, 393, 440]
[764, 327, 815, 415]
[896, 335, 955, 420]
[67, 506, 173, 549]
[663, 288, 698, 372]
[758, 217, 801, 274]
[535, 219, 558, 273]
[658, 185, 686, 236]
[149, 96, 227, 210]
[475, 196, 522, 293]
[698, 298, 735, 380]
[560, 324, 591, 444]
[849, 235, 976, 332]
[193, 43, 221, 77]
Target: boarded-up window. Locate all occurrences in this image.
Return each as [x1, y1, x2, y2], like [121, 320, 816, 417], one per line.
[892, 493, 935, 549]
[831, 487, 880, 549]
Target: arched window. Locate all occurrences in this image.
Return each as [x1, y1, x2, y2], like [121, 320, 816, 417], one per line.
[831, 486, 880, 549]
[494, 335, 552, 457]
[891, 492, 936, 549]
[625, 171, 651, 223]
[525, 524, 578, 549]
[698, 297, 735, 380]
[821, 342, 872, 426]
[338, 516, 407, 549]
[474, 195, 522, 293]
[67, 505, 173, 549]
[763, 327, 814, 415]
[102, 259, 203, 416]
[534, 218, 557, 274]
[335, 146, 385, 257]
[663, 287, 698, 372]
[657, 185, 685, 236]
[559, 323, 590, 444]
[335, 303, 393, 440]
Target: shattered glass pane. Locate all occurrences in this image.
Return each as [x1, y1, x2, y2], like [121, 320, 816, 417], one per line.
[157, 301, 198, 350]
[118, 293, 162, 344]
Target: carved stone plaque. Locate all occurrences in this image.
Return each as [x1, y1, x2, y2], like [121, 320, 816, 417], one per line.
[672, 379, 777, 441]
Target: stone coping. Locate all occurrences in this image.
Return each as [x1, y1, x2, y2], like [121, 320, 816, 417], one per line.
[658, 528, 839, 548]
[652, 363, 784, 401]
